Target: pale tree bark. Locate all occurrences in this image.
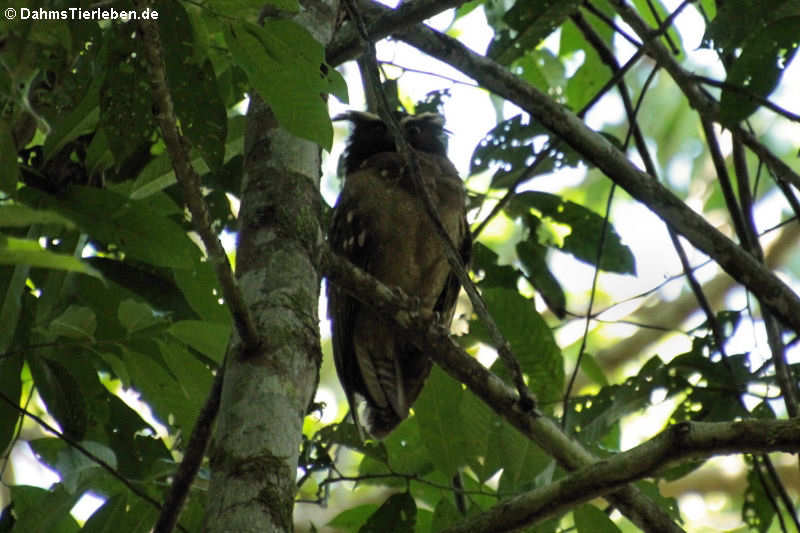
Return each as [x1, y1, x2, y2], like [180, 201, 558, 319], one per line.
[204, 3, 339, 531]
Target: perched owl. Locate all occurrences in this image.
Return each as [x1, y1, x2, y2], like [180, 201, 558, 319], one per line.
[328, 111, 471, 439]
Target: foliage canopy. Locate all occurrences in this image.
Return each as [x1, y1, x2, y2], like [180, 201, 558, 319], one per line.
[1, 0, 799, 532]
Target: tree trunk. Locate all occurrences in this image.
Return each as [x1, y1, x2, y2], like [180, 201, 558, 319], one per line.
[204, 4, 338, 530]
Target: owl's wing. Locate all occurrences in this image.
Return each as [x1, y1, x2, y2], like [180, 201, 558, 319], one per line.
[327, 182, 371, 436]
[327, 151, 470, 439]
[430, 155, 471, 325]
[434, 221, 471, 324]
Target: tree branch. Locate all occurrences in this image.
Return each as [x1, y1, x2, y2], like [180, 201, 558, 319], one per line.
[441, 418, 800, 533]
[690, 74, 800, 123]
[136, 5, 255, 533]
[135, 0, 258, 350]
[611, 2, 800, 192]
[319, 242, 685, 533]
[577, 226, 800, 389]
[341, 0, 535, 410]
[330, 0, 800, 334]
[0, 388, 188, 533]
[383, 13, 800, 336]
[326, 0, 468, 66]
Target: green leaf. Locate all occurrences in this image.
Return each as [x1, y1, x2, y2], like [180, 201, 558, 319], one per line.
[569, 356, 669, 446]
[129, 115, 245, 199]
[470, 115, 582, 189]
[488, 0, 583, 65]
[42, 74, 102, 161]
[316, 423, 388, 464]
[563, 23, 608, 110]
[702, 0, 798, 50]
[0, 206, 76, 228]
[8, 485, 81, 533]
[743, 462, 775, 533]
[577, 350, 608, 387]
[574, 504, 621, 533]
[719, 17, 800, 126]
[468, 243, 520, 292]
[431, 497, 461, 532]
[172, 256, 232, 324]
[0, 121, 20, 196]
[27, 354, 88, 440]
[159, 339, 214, 425]
[667, 349, 750, 422]
[476, 287, 563, 406]
[360, 493, 416, 533]
[129, 153, 176, 199]
[415, 367, 466, 477]
[167, 320, 230, 363]
[636, 480, 682, 524]
[328, 504, 379, 531]
[118, 299, 162, 334]
[629, 0, 684, 58]
[0, 235, 100, 277]
[22, 185, 198, 269]
[516, 239, 566, 317]
[207, 0, 299, 19]
[492, 418, 550, 494]
[0, 353, 23, 454]
[124, 341, 212, 432]
[454, 0, 483, 21]
[460, 388, 499, 483]
[48, 305, 97, 340]
[80, 493, 127, 533]
[359, 419, 433, 483]
[81, 492, 160, 533]
[102, 394, 167, 479]
[86, 257, 197, 319]
[84, 129, 115, 175]
[224, 21, 339, 149]
[158, 0, 227, 170]
[30, 438, 116, 493]
[0, 261, 31, 353]
[508, 191, 636, 275]
[99, 28, 156, 164]
[514, 49, 566, 95]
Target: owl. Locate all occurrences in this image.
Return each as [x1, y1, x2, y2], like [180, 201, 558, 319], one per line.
[327, 111, 471, 438]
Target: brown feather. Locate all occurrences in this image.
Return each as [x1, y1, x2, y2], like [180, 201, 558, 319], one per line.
[328, 113, 470, 438]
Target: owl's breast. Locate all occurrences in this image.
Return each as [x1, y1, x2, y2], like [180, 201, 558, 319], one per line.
[343, 152, 465, 307]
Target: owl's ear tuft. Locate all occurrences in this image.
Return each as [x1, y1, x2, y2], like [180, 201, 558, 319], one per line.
[332, 110, 382, 124]
[401, 113, 449, 156]
[334, 110, 449, 174]
[335, 111, 394, 174]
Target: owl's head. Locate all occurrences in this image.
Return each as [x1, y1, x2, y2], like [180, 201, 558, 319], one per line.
[334, 111, 449, 173]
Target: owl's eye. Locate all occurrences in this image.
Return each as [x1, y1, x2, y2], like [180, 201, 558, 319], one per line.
[406, 125, 421, 136]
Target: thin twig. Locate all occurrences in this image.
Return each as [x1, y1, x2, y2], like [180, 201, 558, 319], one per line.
[0, 388, 188, 533]
[134, 0, 258, 350]
[390, 10, 800, 333]
[135, 3, 254, 532]
[690, 75, 800, 123]
[612, 2, 800, 193]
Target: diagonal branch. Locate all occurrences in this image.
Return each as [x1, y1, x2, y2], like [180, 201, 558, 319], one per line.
[0, 388, 189, 533]
[382, 15, 800, 336]
[135, 1, 258, 350]
[330, 0, 800, 334]
[441, 418, 800, 533]
[327, 0, 469, 66]
[612, 2, 800, 192]
[135, 4, 253, 533]
[320, 242, 685, 533]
